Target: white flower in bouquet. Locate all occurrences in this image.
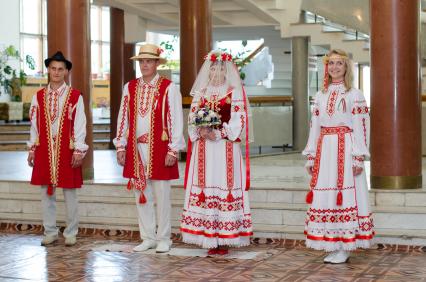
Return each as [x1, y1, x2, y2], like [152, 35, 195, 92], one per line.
[198, 110, 205, 117]
[208, 110, 216, 117]
[204, 115, 212, 122]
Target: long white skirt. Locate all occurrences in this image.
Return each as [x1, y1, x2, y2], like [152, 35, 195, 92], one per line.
[181, 139, 252, 249]
[305, 132, 374, 252]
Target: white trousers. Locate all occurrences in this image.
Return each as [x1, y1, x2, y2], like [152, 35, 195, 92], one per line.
[41, 186, 79, 238]
[134, 180, 172, 245]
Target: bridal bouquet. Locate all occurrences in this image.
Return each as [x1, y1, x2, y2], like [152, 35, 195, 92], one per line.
[189, 106, 221, 128]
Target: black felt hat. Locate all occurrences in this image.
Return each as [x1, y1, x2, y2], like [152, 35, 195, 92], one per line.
[44, 51, 72, 70]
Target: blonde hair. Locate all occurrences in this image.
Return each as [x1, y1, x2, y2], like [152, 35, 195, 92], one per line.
[322, 49, 353, 92]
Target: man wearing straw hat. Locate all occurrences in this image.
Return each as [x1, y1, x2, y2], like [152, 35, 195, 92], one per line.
[114, 43, 185, 253]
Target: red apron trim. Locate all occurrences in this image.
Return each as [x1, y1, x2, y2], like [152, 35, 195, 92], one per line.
[180, 227, 253, 238]
[305, 231, 375, 242]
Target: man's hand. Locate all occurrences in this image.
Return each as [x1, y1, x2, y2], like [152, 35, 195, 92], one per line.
[165, 154, 177, 167]
[353, 166, 363, 176]
[306, 166, 313, 175]
[27, 152, 35, 167]
[117, 151, 126, 166]
[71, 153, 84, 168]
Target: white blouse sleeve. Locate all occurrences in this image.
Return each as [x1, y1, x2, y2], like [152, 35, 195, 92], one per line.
[351, 89, 370, 166]
[302, 91, 321, 166]
[188, 94, 201, 142]
[27, 95, 39, 150]
[73, 95, 89, 152]
[166, 83, 186, 152]
[113, 83, 130, 149]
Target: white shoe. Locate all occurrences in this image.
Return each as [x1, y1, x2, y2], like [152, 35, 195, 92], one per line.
[133, 240, 157, 252]
[65, 236, 77, 246]
[155, 241, 171, 253]
[330, 250, 350, 264]
[323, 251, 338, 263]
[41, 235, 58, 246]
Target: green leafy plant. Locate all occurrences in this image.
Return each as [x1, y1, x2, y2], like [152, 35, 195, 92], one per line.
[159, 36, 179, 69]
[0, 45, 35, 101]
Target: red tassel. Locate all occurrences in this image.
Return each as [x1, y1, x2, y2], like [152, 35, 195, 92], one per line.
[139, 192, 147, 204]
[127, 180, 132, 191]
[336, 190, 343, 206]
[47, 184, 54, 196]
[305, 190, 313, 204]
[198, 190, 206, 203]
[227, 191, 234, 202]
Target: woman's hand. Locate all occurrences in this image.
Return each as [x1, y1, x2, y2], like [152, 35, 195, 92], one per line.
[199, 127, 216, 140]
[353, 166, 363, 176]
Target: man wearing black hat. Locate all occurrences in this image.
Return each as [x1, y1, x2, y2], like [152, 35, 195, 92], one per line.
[27, 51, 88, 246]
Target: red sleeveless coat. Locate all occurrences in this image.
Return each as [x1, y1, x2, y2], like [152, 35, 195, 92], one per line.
[30, 88, 83, 189]
[123, 77, 179, 181]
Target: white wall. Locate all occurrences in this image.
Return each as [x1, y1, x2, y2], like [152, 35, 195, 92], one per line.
[0, 0, 20, 70]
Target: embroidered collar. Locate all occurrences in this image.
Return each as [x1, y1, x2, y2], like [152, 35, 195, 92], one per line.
[140, 73, 159, 88]
[328, 81, 346, 93]
[47, 82, 67, 96]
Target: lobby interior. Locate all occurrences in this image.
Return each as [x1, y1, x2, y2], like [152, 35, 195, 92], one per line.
[0, 0, 426, 281]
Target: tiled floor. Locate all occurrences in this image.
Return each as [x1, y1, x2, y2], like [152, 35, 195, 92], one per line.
[1, 228, 426, 282]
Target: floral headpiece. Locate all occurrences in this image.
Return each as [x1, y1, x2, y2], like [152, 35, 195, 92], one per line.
[204, 50, 233, 62]
[157, 48, 164, 56]
[322, 53, 349, 91]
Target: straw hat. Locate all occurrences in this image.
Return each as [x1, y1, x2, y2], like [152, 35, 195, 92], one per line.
[130, 43, 167, 64]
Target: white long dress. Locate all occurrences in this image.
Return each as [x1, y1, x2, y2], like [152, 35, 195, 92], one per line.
[303, 81, 375, 251]
[181, 84, 253, 249]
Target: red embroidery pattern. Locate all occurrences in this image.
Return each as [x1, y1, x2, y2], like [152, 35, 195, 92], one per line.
[30, 106, 36, 121]
[189, 192, 243, 211]
[137, 133, 149, 144]
[310, 127, 352, 190]
[308, 212, 357, 224]
[351, 106, 369, 115]
[138, 84, 152, 118]
[226, 141, 234, 189]
[181, 214, 252, 232]
[48, 91, 59, 122]
[232, 104, 244, 112]
[314, 185, 355, 191]
[337, 129, 345, 189]
[326, 91, 338, 116]
[116, 95, 128, 142]
[362, 118, 367, 146]
[197, 139, 206, 187]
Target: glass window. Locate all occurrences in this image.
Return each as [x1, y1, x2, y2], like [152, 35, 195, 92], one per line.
[21, 36, 42, 75]
[91, 42, 100, 77]
[101, 7, 110, 42]
[21, 0, 41, 34]
[101, 43, 110, 74]
[91, 6, 100, 41]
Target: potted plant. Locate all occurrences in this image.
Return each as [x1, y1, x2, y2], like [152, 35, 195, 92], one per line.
[0, 45, 35, 102]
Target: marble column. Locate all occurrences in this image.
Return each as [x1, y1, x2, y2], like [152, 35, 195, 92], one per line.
[370, 0, 421, 189]
[109, 7, 125, 148]
[292, 37, 310, 151]
[180, 0, 212, 100]
[47, 0, 93, 179]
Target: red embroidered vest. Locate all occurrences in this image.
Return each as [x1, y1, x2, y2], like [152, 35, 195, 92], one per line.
[123, 77, 179, 181]
[31, 88, 83, 188]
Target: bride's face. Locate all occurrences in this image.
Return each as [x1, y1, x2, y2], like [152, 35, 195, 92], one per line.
[208, 63, 226, 86]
